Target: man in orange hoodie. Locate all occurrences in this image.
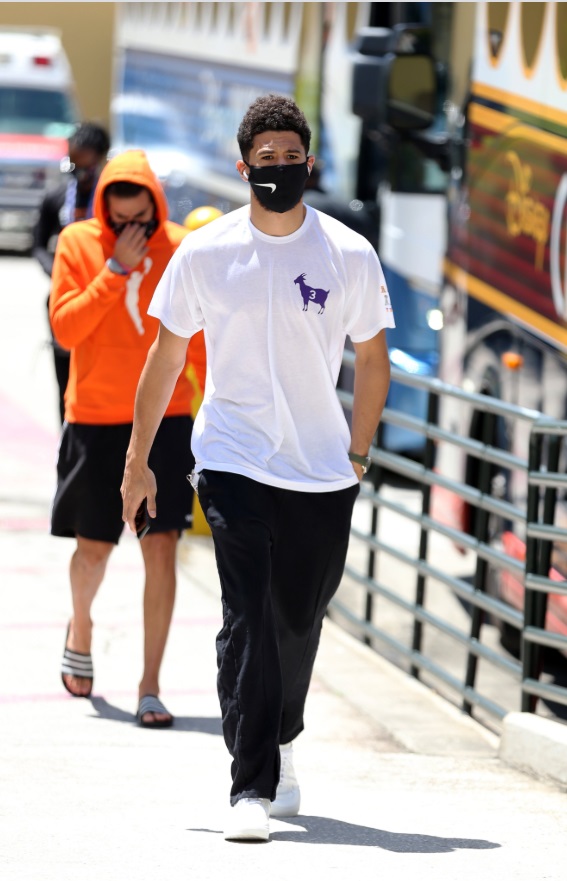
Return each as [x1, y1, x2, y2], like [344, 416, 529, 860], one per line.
[49, 150, 204, 727]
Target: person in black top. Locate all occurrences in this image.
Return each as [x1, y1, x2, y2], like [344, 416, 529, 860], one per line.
[33, 122, 110, 423]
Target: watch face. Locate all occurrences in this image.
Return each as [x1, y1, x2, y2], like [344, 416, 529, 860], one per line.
[349, 452, 372, 473]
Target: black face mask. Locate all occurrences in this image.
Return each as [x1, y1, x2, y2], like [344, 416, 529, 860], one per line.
[244, 161, 310, 213]
[109, 218, 158, 240]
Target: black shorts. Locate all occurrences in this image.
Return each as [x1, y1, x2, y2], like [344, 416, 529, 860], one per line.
[51, 416, 195, 544]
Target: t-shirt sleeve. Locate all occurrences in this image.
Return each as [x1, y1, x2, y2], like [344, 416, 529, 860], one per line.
[148, 245, 204, 339]
[343, 246, 396, 342]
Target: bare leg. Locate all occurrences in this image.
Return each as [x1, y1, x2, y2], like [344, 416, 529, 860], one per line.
[138, 530, 178, 724]
[63, 536, 114, 696]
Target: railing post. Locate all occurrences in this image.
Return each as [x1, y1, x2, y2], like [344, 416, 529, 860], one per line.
[410, 389, 438, 677]
[521, 431, 559, 712]
[364, 424, 384, 646]
[535, 433, 560, 633]
[462, 409, 496, 715]
[521, 431, 544, 712]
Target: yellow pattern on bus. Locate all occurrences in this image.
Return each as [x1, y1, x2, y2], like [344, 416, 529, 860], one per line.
[472, 80, 567, 130]
[470, 103, 567, 158]
[444, 259, 567, 350]
[505, 151, 550, 270]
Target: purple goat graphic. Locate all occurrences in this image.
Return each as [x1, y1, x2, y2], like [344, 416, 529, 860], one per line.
[294, 273, 329, 314]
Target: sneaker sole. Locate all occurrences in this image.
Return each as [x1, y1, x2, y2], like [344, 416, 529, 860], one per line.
[224, 826, 269, 841]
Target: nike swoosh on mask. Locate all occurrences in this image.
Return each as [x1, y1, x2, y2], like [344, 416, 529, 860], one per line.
[253, 182, 276, 193]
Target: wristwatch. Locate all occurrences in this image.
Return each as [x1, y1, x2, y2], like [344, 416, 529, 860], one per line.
[348, 452, 372, 474]
[106, 257, 129, 275]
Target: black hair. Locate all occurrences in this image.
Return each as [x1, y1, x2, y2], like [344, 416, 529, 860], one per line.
[104, 181, 148, 199]
[237, 94, 311, 160]
[69, 122, 110, 157]
[103, 181, 156, 218]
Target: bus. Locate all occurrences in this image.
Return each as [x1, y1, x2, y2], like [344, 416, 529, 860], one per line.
[436, 1, 567, 647]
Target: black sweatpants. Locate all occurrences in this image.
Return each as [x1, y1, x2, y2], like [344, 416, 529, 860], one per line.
[196, 469, 359, 805]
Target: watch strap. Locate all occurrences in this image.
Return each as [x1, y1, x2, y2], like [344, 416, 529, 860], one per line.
[348, 452, 371, 472]
[106, 257, 129, 276]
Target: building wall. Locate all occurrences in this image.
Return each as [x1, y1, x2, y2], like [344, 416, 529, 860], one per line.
[0, 2, 116, 127]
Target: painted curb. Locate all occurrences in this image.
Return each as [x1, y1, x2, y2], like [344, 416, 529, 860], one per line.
[499, 711, 567, 789]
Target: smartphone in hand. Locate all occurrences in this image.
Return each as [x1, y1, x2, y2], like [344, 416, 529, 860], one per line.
[135, 499, 150, 540]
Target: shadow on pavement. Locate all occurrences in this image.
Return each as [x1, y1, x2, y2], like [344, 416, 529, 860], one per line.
[191, 815, 501, 851]
[272, 816, 501, 850]
[88, 696, 223, 734]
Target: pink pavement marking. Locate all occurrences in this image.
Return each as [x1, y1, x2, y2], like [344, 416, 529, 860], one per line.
[0, 389, 59, 465]
[0, 519, 50, 533]
[0, 687, 219, 704]
[0, 616, 221, 629]
[0, 680, 323, 704]
[0, 390, 59, 524]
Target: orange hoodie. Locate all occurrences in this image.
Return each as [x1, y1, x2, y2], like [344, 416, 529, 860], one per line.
[50, 149, 205, 424]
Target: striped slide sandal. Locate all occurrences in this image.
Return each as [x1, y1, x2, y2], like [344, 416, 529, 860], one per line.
[136, 694, 174, 729]
[61, 622, 94, 698]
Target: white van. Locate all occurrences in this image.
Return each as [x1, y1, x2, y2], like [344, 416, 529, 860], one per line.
[0, 28, 80, 250]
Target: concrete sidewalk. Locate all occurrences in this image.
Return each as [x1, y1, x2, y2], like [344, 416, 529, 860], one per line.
[0, 258, 566, 879]
[1, 489, 566, 880]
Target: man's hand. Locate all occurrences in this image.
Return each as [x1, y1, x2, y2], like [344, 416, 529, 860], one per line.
[351, 461, 364, 481]
[120, 323, 190, 532]
[114, 224, 148, 271]
[121, 457, 157, 534]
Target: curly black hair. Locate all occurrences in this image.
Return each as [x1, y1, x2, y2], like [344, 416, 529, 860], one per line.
[69, 122, 110, 157]
[237, 94, 311, 159]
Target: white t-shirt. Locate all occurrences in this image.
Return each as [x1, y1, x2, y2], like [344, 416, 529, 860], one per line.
[149, 204, 395, 492]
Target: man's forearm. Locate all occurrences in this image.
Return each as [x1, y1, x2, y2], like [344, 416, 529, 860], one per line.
[49, 267, 126, 349]
[350, 331, 391, 456]
[122, 323, 190, 529]
[127, 339, 184, 466]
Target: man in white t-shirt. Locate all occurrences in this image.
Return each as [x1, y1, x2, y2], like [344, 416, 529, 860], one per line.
[121, 94, 394, 841]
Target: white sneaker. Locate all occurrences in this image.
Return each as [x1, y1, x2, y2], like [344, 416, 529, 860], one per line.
[270, 742, 300, 817]
[224, 797, 270, 841]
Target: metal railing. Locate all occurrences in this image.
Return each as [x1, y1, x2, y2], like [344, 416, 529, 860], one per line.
[332, 358, 567, 728]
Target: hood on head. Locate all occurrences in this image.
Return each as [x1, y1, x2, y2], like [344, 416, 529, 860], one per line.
[93, 149, 169, 234]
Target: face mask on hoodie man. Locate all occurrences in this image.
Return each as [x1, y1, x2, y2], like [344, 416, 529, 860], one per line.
[109, 218, 158, 239]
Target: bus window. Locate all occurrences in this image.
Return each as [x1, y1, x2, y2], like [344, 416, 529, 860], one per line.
[388, 54, 436, 129]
